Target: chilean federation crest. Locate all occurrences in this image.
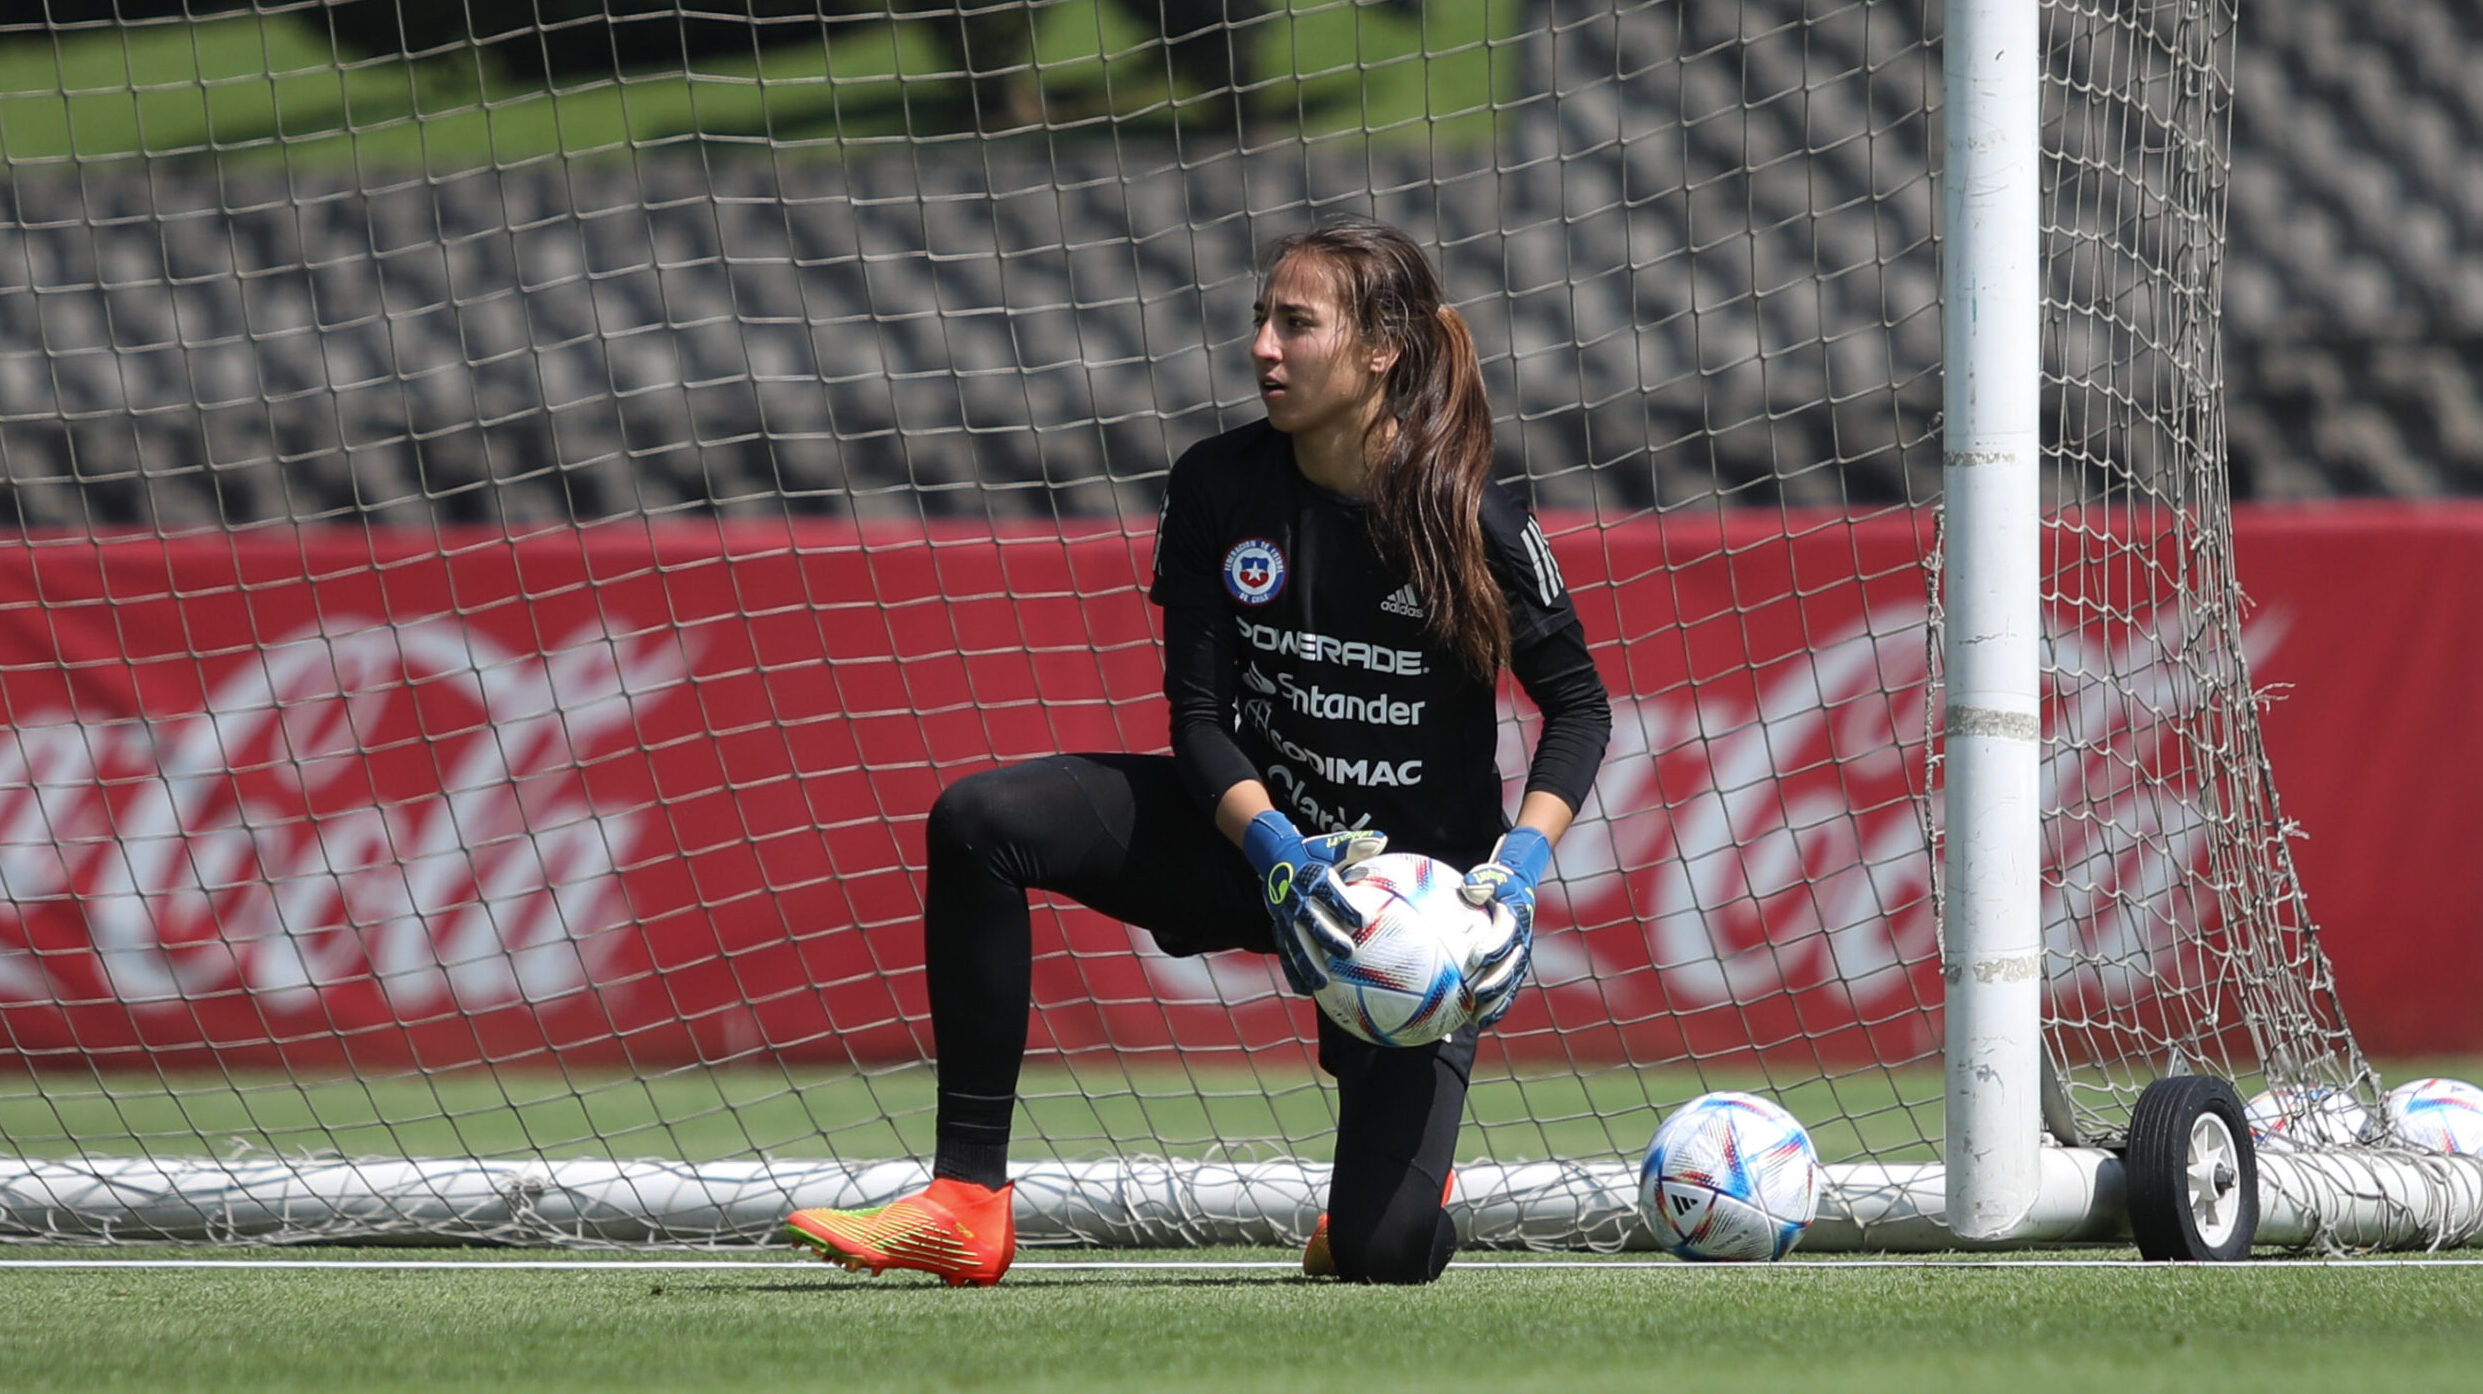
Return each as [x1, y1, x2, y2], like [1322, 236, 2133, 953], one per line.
[1222, 538, 1288, 605]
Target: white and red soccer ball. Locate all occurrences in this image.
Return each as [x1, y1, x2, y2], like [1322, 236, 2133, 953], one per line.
[2243, 1086, 2374, 1151]
[2382, 1078, 2483, 1154]
[1306, 853, 1497, 1047]
[1638, 1091, 1823, 1262]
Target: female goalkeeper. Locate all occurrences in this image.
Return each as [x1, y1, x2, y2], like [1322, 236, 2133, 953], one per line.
[786, 219, 1611, 1286]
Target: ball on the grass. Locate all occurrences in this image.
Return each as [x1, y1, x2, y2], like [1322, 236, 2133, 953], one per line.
[1305, 852, 1492, 1047]
[2382, 1078, 2483, 1154]
[2242, 1085, 2372, 1151]
[1638, 1091, 1822, 1262]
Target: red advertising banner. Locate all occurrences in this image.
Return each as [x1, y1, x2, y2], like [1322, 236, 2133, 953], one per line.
[2228, 504, 2483, 1059]
[0, 505, 2474, 1069]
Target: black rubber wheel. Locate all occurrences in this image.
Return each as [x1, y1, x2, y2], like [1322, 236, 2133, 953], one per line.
[2124, 1076, 2259, 1261]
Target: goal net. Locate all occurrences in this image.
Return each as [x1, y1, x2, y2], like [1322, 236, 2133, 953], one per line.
[0, 0, 2440, 1250]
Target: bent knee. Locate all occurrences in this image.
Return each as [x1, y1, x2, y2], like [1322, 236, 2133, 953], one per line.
[926, 765, 1039, 859]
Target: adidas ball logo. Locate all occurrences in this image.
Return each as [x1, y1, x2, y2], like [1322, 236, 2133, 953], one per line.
[1380, 584, 1424, 619]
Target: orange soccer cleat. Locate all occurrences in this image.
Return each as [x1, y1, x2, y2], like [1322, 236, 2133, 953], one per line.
[1302, 1170, 1455, 1277]
[1301, 1211, 1335, 1277]
[785, 1176, 1016, 1288]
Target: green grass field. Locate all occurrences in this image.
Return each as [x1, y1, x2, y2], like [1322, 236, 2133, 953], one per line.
[7, 1062, 2481, 1389]
[0, 693, 2459, 1378]
[0, 0, 1521, 168]
[1, 1248, 2478, 1392]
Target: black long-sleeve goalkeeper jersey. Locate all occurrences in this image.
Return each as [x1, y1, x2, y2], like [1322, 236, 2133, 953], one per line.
[1148, 419, 1611, 867]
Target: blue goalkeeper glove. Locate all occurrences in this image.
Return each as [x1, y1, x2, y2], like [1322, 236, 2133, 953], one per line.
[1458, 826, 1552, 1028]
[1242, 810, 1387, 995]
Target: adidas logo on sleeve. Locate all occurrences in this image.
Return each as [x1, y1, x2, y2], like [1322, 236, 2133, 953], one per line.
[1379, 584, 1424, 619]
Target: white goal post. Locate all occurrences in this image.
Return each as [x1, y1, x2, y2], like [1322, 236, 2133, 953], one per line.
[1, 0, 2478, 1255]
[1939, 0, 2048, 1241]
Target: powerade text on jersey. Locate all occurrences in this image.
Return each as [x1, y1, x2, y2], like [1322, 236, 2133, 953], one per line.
[1149, 421, 1576, 866]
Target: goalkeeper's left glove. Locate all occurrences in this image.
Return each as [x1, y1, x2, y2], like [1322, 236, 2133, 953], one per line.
[1459, 826, 1552, 1028]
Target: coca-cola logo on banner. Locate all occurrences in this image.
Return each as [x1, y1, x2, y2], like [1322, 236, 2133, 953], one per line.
[1546, 606, 1941, 1013]
[1557, 603, 2290, 1019]
[0, 619, 684, 1019]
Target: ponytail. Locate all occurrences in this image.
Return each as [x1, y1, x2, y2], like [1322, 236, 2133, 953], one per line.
[1367, 301, 1507, 681]
[1260, 220, 1509, 680]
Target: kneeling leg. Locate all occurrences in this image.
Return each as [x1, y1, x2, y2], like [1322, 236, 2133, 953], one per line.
[1323, 1023, 1475, 1285]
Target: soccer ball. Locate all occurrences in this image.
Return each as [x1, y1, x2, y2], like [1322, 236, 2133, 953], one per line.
[2242, 1086, 2372, 1151]
[2383, 1078, 2483, 1154]
[1638, 1091, 1823, 1262]
[1306, 852, 1492, 1047]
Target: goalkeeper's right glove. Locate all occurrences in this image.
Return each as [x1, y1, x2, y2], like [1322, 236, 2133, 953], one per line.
[1459, 826, 1552, 1028]
[1242, 810, 1387, 995]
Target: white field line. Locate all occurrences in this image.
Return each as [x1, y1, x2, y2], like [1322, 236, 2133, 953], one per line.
[0, 1257, 2478, 1271]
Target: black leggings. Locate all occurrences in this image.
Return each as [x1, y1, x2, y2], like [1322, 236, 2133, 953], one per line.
[923, 752, 1473, 1285]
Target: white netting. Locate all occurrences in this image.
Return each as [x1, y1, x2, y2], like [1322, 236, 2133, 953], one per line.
[0, 0, 2420, 1249]
[2026, 0, 2368, 1131]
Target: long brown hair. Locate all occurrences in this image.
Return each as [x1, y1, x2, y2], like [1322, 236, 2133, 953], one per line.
[1261, 220, 1507, 679]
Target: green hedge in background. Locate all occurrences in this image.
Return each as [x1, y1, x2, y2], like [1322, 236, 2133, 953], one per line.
[0, 0, 1517, 167]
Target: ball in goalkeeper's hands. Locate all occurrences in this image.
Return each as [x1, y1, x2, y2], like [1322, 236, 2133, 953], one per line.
[1304, 852, 1500, 1047]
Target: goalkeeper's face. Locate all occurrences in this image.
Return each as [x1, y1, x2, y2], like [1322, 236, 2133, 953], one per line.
[1250, 255, 1391, 444]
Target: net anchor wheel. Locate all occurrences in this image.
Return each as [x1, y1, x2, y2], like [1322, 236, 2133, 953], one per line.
[2123, 1076, 2259, 1261]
